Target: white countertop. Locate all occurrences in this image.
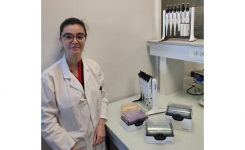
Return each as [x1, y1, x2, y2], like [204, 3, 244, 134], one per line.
[106, 90, 204, 150]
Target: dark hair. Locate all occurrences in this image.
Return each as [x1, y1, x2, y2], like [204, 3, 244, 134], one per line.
[59, 17, 87, 37]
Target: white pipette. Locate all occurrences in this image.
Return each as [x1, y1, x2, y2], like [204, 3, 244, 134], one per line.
[177, 4, 181, 31]
[166, 5, 169, 36]
[169, 5, 173, 36]
[173, 5, 176, 36]
[181, 3, 185, 24]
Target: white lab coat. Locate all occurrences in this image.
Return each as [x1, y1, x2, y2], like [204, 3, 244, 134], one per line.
[41, 54, 108, 150]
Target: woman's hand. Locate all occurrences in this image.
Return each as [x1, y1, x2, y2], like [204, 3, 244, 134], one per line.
[93, 118, 106, 145]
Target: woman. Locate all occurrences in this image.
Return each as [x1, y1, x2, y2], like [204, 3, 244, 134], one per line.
[41, 18, 108, 150]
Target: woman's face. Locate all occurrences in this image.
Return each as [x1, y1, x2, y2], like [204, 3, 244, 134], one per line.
[60, 24, 86, 56]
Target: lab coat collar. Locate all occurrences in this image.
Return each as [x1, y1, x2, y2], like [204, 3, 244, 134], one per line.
[60, 54, 85, 93]
[61, 54, 71, 79]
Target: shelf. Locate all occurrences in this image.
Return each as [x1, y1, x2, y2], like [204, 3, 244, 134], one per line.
[147, 38, 204, 63]
[147, 38, 204, 47]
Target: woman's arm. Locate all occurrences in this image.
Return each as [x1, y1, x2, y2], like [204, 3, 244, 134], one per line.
[41, 73, 75, 150]
[96, 63, 108, 120]
[93, 63, 108, 145]
[93, 118, 106, 145]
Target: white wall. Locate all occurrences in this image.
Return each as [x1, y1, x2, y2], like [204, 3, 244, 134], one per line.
[42, 0, 160, 102]
[184, 61, 204, 76]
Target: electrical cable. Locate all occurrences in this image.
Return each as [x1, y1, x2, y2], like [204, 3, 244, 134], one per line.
[187, 85, 204, 95]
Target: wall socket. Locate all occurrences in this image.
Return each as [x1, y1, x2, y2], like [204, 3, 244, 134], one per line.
[189, 47, 204, 62]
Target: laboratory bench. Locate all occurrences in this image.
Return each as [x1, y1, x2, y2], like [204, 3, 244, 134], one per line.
[105, 90, 204, 150]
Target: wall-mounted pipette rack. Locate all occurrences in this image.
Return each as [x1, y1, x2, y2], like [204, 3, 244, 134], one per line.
[132, 71, 165, 116]
[159, 3, 197, 42]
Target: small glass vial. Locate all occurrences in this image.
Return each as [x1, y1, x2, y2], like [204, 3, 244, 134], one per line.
[195, 77, 204, 93]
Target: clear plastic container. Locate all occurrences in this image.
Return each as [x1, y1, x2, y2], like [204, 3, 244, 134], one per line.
[121, 103, 139, 112]
[195, 77, 204, 93]
[166, 102, 192, 119]
[145, 119, 174, 136]
[121, 108, 147, 126]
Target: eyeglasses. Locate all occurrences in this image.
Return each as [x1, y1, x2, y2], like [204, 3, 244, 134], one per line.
[61, 33, 86, 43]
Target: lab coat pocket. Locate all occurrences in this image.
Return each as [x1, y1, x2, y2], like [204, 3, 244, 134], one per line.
[59, 99, 87, 132]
